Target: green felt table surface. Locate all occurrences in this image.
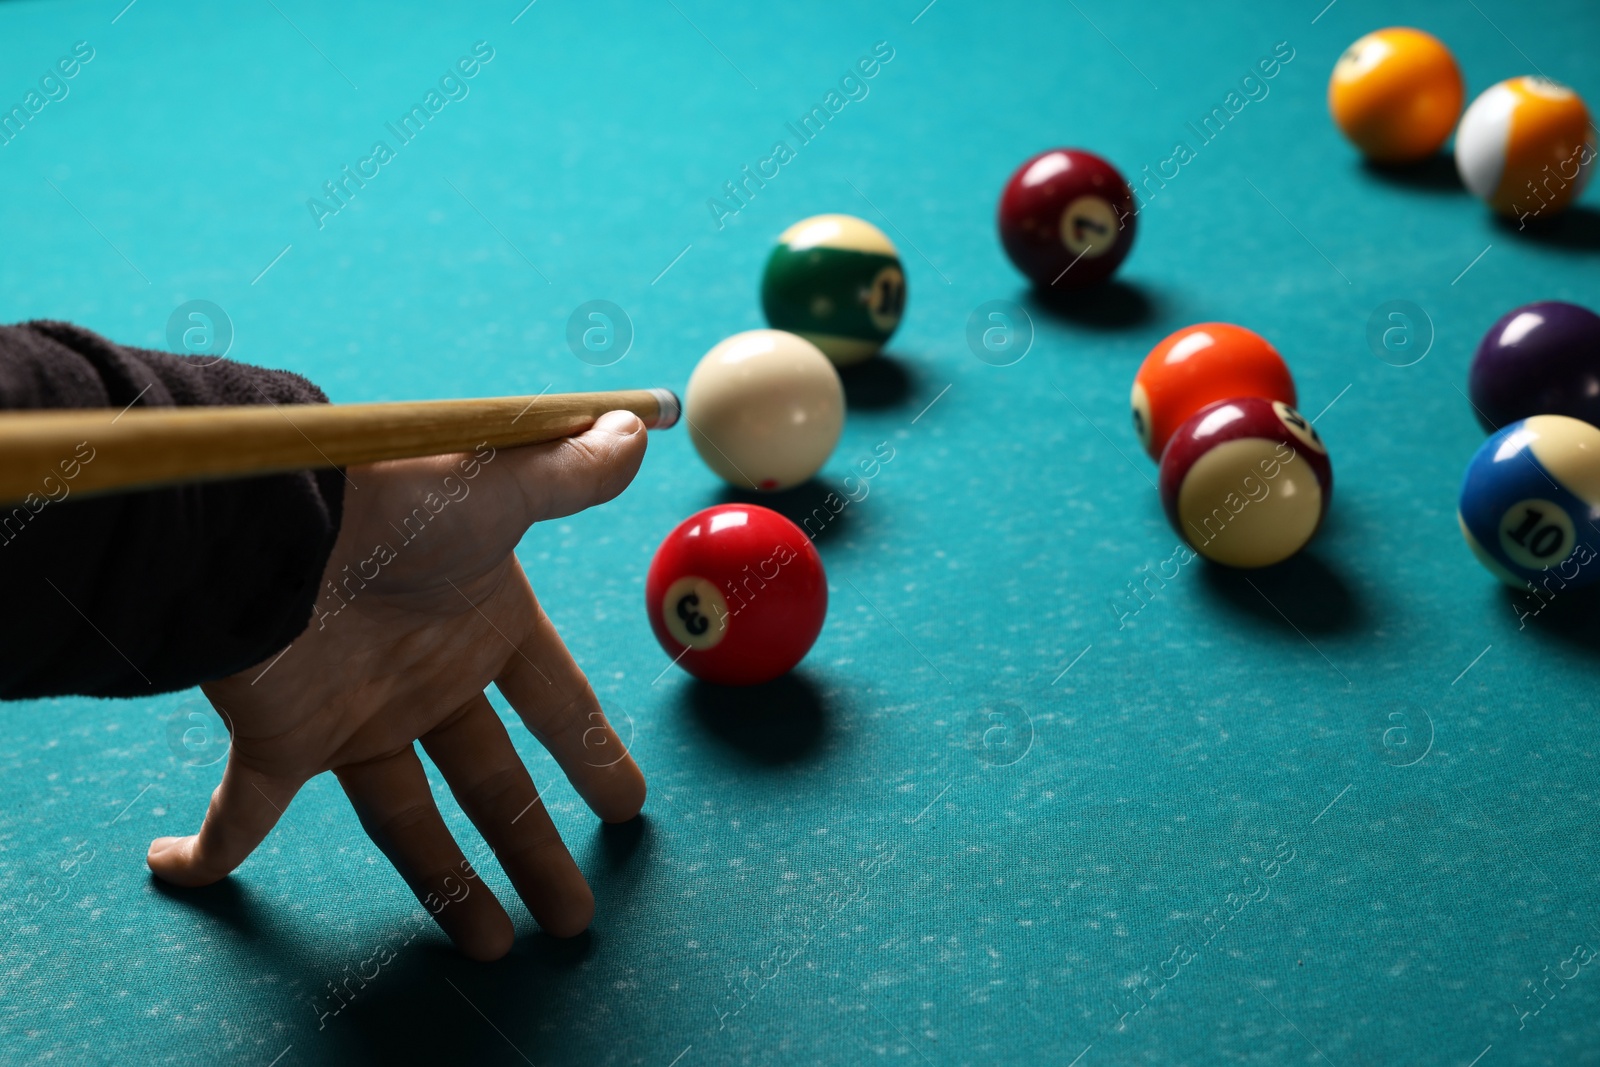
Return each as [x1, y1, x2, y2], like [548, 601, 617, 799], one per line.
[2, 1, 1599, 1064]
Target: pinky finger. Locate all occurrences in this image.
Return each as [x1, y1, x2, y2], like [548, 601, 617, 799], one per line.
[147, 758, 300, 887]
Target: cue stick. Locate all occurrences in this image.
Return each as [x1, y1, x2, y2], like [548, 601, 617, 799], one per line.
[0, 387, 679, 508]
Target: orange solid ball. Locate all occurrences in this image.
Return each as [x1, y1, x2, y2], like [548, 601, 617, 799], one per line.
[1328, 27, 1464, 163]
[1131, 324, 1297, 460]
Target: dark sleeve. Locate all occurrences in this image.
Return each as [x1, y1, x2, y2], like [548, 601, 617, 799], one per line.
[0, 321, 345, 699]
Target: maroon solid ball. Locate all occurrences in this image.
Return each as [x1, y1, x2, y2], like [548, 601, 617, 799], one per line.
[997, 148, 1137, 290]
[645, 504, 827, 686]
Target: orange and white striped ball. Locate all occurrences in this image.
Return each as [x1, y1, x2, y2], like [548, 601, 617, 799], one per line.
[1455, 76, 1596, 219]
[1328, 27, 1463, 163]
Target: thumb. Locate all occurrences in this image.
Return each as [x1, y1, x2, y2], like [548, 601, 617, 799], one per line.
[501, 409, 649, 524]
[147, 759, 300, 887]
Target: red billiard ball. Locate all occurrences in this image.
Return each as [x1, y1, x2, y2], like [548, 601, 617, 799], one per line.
[1159, 397, 1333, 568]
[1132, 323, 1297, 460]
[997, 148, 1137, 290]
[645, 504, 827, 686]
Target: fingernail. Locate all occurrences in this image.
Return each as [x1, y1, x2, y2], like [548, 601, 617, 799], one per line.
[596, 410, 642, 436]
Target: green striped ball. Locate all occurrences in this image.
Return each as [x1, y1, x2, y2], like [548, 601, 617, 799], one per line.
[760, 214, 906, 366]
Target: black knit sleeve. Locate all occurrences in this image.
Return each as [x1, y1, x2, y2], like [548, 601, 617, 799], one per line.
[0, 321, 345, 699]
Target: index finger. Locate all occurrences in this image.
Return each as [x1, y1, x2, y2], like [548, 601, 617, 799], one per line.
[494, 568, 646, 823]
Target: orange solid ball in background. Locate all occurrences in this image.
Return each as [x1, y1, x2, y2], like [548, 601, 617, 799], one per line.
[1328, 27, 1464, 163]
[1131, 323, 1297, 460]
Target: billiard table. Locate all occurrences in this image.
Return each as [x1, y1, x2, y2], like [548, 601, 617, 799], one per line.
[2, 1, 1599, 1064]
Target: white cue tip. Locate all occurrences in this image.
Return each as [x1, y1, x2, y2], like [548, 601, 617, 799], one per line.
[648, 388, 681, 429]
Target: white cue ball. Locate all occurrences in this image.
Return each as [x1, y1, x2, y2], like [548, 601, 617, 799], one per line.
[684, 329, 844, 491]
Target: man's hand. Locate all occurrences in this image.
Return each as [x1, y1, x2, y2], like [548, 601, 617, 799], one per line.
[147, 410, 649, 960]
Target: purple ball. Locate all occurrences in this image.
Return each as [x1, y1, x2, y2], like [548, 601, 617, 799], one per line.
[1468, 301, 1600, 432]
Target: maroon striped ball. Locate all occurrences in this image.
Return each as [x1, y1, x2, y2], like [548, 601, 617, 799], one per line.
[1158, 397, 1333, 568]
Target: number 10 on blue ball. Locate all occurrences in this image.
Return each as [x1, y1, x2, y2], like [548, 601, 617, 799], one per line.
[1458, 415, 1600, 590]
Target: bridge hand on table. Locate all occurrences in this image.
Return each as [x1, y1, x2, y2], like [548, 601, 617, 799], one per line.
[146, 410, 649, 961]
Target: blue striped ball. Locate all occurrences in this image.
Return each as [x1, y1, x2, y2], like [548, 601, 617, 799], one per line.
[1459, 415, 1600, 588]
